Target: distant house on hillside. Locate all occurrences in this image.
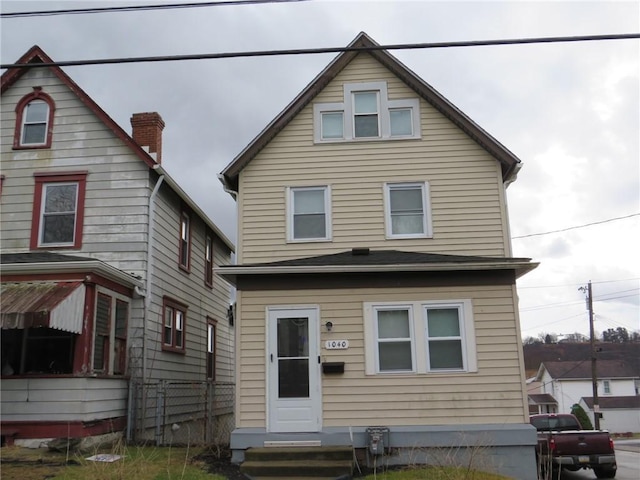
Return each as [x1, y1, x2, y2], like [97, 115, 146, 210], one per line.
[218, 32, 538, 479]
[1, 46, 235, 448]
[523, 342, 640, 378]
[535, 360, 639, 415]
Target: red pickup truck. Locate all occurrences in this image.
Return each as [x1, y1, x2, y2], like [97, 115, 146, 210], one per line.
[530, 413, 617, 479]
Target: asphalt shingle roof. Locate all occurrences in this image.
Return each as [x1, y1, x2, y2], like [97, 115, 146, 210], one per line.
[542, 360, 639, 380]
[238, 249, 532, 268]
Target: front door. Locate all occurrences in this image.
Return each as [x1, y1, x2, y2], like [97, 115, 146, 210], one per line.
[267, 307, 321, 433]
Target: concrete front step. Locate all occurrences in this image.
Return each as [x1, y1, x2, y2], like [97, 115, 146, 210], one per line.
[240, 446, 354, 478]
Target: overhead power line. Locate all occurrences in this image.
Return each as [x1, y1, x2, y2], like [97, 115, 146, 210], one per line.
[0, 0, 308, 18]
[2, 33, 639, 69]
[512, 212, 639, 239]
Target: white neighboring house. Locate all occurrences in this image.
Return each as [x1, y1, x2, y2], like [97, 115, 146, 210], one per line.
[536, 360, 639, 414]
[579, 396, 640, 435]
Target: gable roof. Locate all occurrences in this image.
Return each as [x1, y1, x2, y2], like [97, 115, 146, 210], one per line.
[537, 360, 639, 381]
[2, 46, 234, 252]
[220, 32, 522, 192]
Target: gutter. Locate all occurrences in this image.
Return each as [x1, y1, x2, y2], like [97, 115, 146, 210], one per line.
[143, 172, 164, 388]
[154, 164, 234, 252]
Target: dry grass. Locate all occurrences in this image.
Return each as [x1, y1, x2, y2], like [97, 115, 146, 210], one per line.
[0, 444, 226, 480]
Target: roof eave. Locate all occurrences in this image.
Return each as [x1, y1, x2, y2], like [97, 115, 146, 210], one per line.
[216, 260, 538, 284]
[0, 260, 144, 289]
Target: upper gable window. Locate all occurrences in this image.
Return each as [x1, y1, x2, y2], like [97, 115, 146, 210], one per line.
[314, 81, 420, 143]
[384, 182, 432, 239]
[30, 172, 87, 250]
[287, 186, 332, 242]
[14, 89, 55, 149]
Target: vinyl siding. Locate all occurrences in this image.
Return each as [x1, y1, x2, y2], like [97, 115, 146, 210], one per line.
[237, 53, 509, 263]
[145, 183, 234, 383]
[1, 66, 234, 388]
[0, 377, 128, 422]
[235, 284, 527, 428]
[0, 67, 151, 275]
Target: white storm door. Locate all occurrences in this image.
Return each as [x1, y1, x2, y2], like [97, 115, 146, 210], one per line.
[267, 307, 321, 433]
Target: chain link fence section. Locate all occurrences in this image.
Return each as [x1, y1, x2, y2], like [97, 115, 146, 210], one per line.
[130, 381, 234, 447]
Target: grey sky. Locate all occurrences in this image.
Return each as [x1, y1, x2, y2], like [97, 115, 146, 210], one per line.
[2, 0, 638, 339]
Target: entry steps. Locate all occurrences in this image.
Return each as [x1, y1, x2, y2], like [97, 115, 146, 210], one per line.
[240, 445, 354, 479]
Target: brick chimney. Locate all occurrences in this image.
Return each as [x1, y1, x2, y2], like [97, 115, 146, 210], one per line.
[130, 112, 165, 163]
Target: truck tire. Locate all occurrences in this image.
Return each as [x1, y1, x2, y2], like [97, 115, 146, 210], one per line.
[593, 467, 616, 479]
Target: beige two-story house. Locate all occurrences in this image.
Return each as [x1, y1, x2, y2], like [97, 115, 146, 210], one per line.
[1, 46, 235, 447]
[218, 32, 538, 478]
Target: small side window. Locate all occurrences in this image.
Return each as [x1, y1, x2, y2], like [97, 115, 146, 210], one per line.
[179, 209, 191, 271]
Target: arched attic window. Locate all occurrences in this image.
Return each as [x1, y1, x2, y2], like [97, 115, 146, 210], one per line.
[13, 88, 55, 149]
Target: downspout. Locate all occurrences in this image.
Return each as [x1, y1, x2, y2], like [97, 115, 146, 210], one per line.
[144, 171, 165, 385]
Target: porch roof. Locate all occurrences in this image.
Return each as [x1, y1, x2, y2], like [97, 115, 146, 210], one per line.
[0, 281, 85, 333]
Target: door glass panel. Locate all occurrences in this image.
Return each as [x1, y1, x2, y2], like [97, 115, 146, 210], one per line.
[278, 358, 309, 398]
[277, 317, 310, 398]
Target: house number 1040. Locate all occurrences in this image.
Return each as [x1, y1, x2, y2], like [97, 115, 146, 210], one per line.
[325, 340, 349, 350]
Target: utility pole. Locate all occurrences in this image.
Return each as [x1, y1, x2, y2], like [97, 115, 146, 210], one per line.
[580, 281, 600, 429]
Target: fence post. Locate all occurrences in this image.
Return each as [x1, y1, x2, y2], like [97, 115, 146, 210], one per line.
[155, 380, 165, 445]
[126, 380, 135, 442]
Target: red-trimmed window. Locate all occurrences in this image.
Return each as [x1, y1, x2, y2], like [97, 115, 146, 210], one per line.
[205, 232, 214, 287]
[179, 209, 191, 271]
[93, 292, 129, 375]
[30, 171, 87, 250]
[206, 318, 217, 380]
[163, 297, 187, 353]
[93, 293, 111, 372]
[14, 88, 55, 149]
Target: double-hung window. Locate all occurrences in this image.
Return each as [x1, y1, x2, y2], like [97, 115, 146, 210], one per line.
[163, 297, 187, 353]
[30, 172, 87, 250]
[14, 89, 55, 149]
[424, 305, 465, 371]
[93, 291, 129, 375]
[314, 81, 420, 142]
[364, 300, 476, 375]
[353, 91, 380, 138]
[179, 209, 191, 271]
[374, 306, 415, 373]
[287, 186, 331, 242]
[385, 182, 432, 238]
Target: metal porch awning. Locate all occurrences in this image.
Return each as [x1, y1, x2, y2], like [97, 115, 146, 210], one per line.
[0, 281, 85, 334]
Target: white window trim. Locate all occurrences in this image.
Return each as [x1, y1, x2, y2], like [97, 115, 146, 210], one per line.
[372, 305, 416, 374]
[364, 300, 476, 376]
[384, 181, 433, 239]
[286, 185, 332, 243]
[313, 81, 421, 143]
[38, 181, 79, 247]
[602, 379, 611, 395]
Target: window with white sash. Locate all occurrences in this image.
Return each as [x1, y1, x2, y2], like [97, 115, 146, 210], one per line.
[364, 300, 476, 375]
[314, 81, 420, 142]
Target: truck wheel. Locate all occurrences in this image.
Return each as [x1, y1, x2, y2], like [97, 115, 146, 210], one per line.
[593, 467, 616, 479]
